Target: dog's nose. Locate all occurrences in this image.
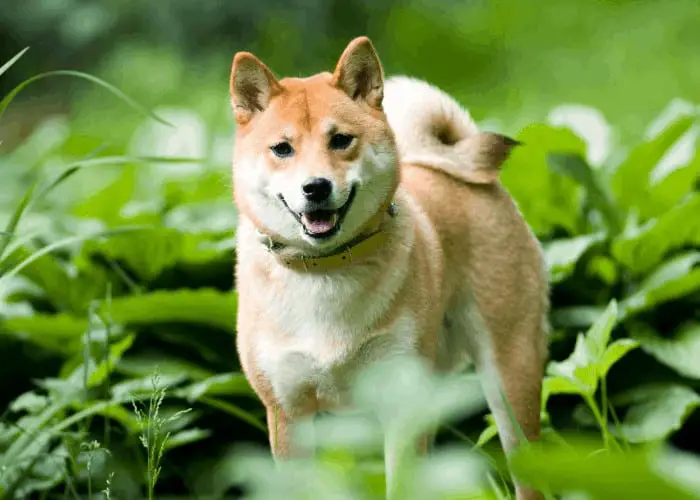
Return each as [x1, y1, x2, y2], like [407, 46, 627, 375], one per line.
[302, 177, 332, 202]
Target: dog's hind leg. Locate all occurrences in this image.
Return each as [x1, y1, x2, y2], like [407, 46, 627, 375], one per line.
[454, 291, 547, 500]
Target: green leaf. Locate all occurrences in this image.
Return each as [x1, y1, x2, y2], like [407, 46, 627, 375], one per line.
[9, 392, 50, 414]
[0, 313, 89, 353]
[611, 114, 696, 215]
[620, 252, 700, 319]
[175, 372, 255, 401]
[500, 123, 584, 235]
[510, 439, 697, 499]
[106, 288, 237, 333]
[612, 193, 700, 274]
[0, 225, 154, 285]
[551, 306, 606, 329]
[547, 334, 597, 395]
[644, 149, 700, 219]
[633, 323, 700, 379]
[87, 334, 136, 388]
[163, 428, 212, 451]
[0, 47, 29, 78]
[548, 153, 622, 233]
[475, 421, 499, 448]
[543, 233, 605, 283]
[617, 385, 700, 443]
[585, 299, 618, 360]
[598, 339, 639, 377]
[72, 164, 137, 225]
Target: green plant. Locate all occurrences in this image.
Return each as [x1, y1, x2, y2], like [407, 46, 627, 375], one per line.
[1, 46, 700, 499]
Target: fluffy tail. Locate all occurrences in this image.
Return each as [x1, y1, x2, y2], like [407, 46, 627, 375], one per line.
[382, 76, 518, 184]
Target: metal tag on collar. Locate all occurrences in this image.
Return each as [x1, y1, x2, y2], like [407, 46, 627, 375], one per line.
[343, 246, 353, 263]
[388, 202, 399, 217]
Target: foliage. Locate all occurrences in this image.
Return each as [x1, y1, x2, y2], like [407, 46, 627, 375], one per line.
[1, 47, 700, 499]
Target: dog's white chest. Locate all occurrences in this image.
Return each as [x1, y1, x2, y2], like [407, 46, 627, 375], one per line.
[253, 272, 416, 415]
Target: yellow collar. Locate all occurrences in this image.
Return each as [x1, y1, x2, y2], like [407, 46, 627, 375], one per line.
[258, 202, 397, 273]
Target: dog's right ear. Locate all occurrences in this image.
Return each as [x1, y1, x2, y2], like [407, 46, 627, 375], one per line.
[230, 52, 282, 125]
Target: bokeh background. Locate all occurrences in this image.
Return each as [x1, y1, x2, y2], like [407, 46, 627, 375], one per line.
[1, 0, 700, 499]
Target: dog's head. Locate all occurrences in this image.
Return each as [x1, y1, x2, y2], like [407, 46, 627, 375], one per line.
[230, 37, 398, 251]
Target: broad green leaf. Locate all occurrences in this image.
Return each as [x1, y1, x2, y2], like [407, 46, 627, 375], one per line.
[612, 193, 700, 274]
[543, 233, 605, 283]
[617, 385, 700, 443]
[510, 439, 697, 499]
[175, 372, 255, 401]
[548, 154, 622, 233]
[633, 323, 700, 379]
[598, 339, 639, 377]
[1, 289, 236, 352]
[620, 252, 700, 319]
[164, 428, 212, 451]
[107, 288, 237, 333]
[500, 123, 584, 236]
[72, 164, 137, 225]
[551, 306, 605, 329]
[644, 149, 700, 219]
[0, 47, 29, 78]
[610, 114, 695, 215]
[117, 351, 214, 380]
[9, 392, 49, 414]
[543, 376, 587, 399]
[0, 313, 89, 353]
[655, 448, 700, 497]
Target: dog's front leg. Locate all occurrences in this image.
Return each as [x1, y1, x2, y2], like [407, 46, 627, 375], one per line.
[384, 431, 432, 499]
[265, 399, 317, 460]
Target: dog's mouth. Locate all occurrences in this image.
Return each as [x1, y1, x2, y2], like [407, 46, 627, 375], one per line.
[279, 186, 357, 240]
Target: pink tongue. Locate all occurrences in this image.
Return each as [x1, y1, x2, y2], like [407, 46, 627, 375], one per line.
[302, 211, 337, 234]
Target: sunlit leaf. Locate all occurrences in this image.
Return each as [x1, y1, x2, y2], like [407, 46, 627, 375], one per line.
[616, 385, 700, 443]
[510, 439, 697, 499]
[598, 339, 639, 377]
[633, 323, 700, 379]
[543, 233, 605, 283]
[620, 252, 700, 318]
[500, 123, 584, 236]
[610, 114, 695, 216]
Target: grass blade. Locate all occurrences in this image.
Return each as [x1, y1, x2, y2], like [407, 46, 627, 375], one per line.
[0, 47, 29, 78]
[0, 225, 152, 284]
[0, 180, 38, 260]
[0, 70, 172, 127]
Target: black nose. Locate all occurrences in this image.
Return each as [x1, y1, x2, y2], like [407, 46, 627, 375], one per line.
[302, 177, 332, 202]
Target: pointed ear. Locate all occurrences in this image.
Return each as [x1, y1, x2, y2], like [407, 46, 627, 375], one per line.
[230, 52, 282, 125]
[332, 37, 384, 109]
[458, 133, 521, 184]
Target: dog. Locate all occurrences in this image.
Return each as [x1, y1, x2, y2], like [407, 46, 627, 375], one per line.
[230, 36, 548, 500]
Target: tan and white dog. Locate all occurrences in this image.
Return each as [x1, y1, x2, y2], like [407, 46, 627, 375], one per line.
[230, 37, 548, 500]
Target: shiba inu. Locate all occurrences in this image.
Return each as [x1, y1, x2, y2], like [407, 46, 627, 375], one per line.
[230, 36, 548, 500]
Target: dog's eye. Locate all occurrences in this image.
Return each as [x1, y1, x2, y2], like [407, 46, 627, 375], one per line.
[271, 142, 294, 158]
[329, 133, 354, 151]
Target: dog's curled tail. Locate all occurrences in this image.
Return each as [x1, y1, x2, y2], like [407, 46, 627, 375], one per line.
[382, 76, 518, 184]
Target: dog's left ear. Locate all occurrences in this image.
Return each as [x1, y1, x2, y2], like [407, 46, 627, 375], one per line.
[332, 36, 384, 109]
